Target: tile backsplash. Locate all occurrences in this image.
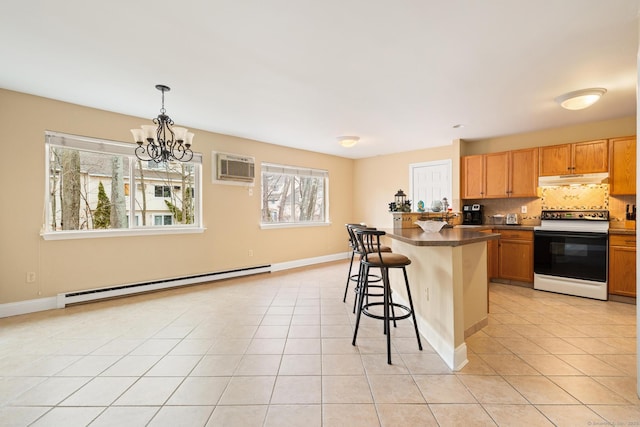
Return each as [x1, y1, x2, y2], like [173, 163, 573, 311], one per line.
[464, 184, 636, 227]
[540, 184, 608, 210]
[464, 197, 542, 225]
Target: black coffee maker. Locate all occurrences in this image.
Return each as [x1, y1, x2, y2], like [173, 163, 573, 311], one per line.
[462, 204, 484, 225]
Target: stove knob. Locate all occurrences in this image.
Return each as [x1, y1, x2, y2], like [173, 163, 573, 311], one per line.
[578, 213, 583, 218]
[598, 212, 604, 218]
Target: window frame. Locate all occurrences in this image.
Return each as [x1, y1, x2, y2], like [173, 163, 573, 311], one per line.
[42, 131, 204, 240]
[260, 162, 330, 229]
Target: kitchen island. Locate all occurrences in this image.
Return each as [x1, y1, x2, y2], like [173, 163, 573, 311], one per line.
[380, 226, 499, 370]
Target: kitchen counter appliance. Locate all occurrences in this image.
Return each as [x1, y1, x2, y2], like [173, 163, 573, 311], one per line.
[533, 209, 609, 300]
[506, 213, 519, 225]
[462, 204, 483, 225]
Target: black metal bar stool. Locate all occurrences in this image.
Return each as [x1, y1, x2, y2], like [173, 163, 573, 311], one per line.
[351, 228, 422, 364]
[343, 223, 366, 304]
[343, 224, 391, 313]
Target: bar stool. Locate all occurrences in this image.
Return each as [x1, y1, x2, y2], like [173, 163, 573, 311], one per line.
[343, 224, 391, 313]
[351, 228, 422, 364]
[342, 223, 366, 304]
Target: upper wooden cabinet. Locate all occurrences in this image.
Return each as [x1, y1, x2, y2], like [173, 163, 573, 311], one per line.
[462, 154, 485, 199]
[508, 148, 539, 197]
[539, 139, 608, 176]
[609, 136, 636, 195]
[462, 148, 538, 199]
[483, 152, 509, 198]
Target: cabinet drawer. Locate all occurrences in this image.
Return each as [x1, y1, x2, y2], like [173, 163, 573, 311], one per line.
[495, 229, 533, 241]
[610, 234, 636, 247]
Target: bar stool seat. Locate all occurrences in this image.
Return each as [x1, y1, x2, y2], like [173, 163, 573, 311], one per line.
[352, 228, 422, 364]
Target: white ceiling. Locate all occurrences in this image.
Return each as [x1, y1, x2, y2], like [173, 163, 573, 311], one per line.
[1, 1, 639, 159]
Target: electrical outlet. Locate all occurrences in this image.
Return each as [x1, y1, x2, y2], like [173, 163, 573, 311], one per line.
[521, 206, 527, 214]
[26, 272, 36, 283]
[248, 249, 254, 257]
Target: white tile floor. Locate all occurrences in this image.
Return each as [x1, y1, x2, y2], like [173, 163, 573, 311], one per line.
[0, 260, 638, 426]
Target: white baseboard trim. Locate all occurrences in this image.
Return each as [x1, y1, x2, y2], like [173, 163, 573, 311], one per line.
[271, 252, 350, 272]
[0, 297, 58, 318]
[0, 252, 350, 319]
[391, 292, 469, 371]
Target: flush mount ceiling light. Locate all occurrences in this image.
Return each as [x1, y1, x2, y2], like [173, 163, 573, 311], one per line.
[131, 84, 194, 163]
[555, 88, 607, 111]
[337, 135, 360, 148]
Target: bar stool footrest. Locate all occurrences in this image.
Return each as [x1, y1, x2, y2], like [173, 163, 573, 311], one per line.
[362, 302, 413, 322]
[350, 274, 382, 284]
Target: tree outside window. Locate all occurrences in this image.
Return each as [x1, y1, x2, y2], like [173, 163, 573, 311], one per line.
[261, 163, 328, 225]
[45, 132, 201, 233]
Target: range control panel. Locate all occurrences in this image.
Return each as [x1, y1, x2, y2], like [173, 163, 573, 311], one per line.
[540, 210, 609, 221]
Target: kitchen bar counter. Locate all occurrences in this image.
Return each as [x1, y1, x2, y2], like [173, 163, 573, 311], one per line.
[453, 224, 536, 231]
[380, 226, 498, 370]
[381, 227, 500, 246]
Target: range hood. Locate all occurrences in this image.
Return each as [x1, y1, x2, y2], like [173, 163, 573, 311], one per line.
[538, 172, 609, 186]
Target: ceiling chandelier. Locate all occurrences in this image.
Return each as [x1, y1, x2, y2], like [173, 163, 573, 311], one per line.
[130, 84, 194, 163]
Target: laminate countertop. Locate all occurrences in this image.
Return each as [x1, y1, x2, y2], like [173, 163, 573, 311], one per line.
[454, 224, 536, 231]
[381, 227, 500, 247]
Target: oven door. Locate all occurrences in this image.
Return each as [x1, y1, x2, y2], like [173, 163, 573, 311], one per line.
[534, 230, 608, 282]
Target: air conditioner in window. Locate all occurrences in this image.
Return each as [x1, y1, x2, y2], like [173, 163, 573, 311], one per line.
[216, 153, 255, 182]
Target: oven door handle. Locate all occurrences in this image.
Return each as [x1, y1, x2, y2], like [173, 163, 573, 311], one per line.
[534, 230, 608, 239]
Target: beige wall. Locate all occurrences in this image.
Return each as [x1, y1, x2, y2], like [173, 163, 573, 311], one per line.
[462, 116, 636, 156]
[353, 141, 461, 229]
[0, 89, 354, 304]
[1, 87, 635, 308]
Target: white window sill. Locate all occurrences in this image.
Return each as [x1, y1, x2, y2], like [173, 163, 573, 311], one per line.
[41, 227, 206, 240]
[260, 222, 331, 230]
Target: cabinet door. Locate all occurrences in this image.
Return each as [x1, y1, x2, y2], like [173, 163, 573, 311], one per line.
[609, 245, 636, 297]
[498, 239, 533, 282]
[487, 236, 499, 279]
[509, 148, 538, 197]
[573, 139, 608, 174]
[462, 155, 484, 199]
[484, 152, 509, 198]
[539, 144, 572, 176]
[609, 136, 636, 195]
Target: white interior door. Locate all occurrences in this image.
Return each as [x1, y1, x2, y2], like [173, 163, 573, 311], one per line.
[410, 160, 452, 211]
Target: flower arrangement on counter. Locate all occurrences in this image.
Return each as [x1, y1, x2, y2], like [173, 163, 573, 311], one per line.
[388, 200, 412, 212]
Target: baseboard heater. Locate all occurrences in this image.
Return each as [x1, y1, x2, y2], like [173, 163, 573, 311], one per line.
[57, 265, 271, 308]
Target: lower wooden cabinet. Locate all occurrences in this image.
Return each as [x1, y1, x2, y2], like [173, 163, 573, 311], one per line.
[490, 229, 533, 283]
[609, 234, 636, 298]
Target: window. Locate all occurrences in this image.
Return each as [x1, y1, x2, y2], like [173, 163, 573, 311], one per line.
[154, 215, 173, 226]
[261, 163, 329, 226]
[154, 185, 171, 197]
[44, 131, 202, 238]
